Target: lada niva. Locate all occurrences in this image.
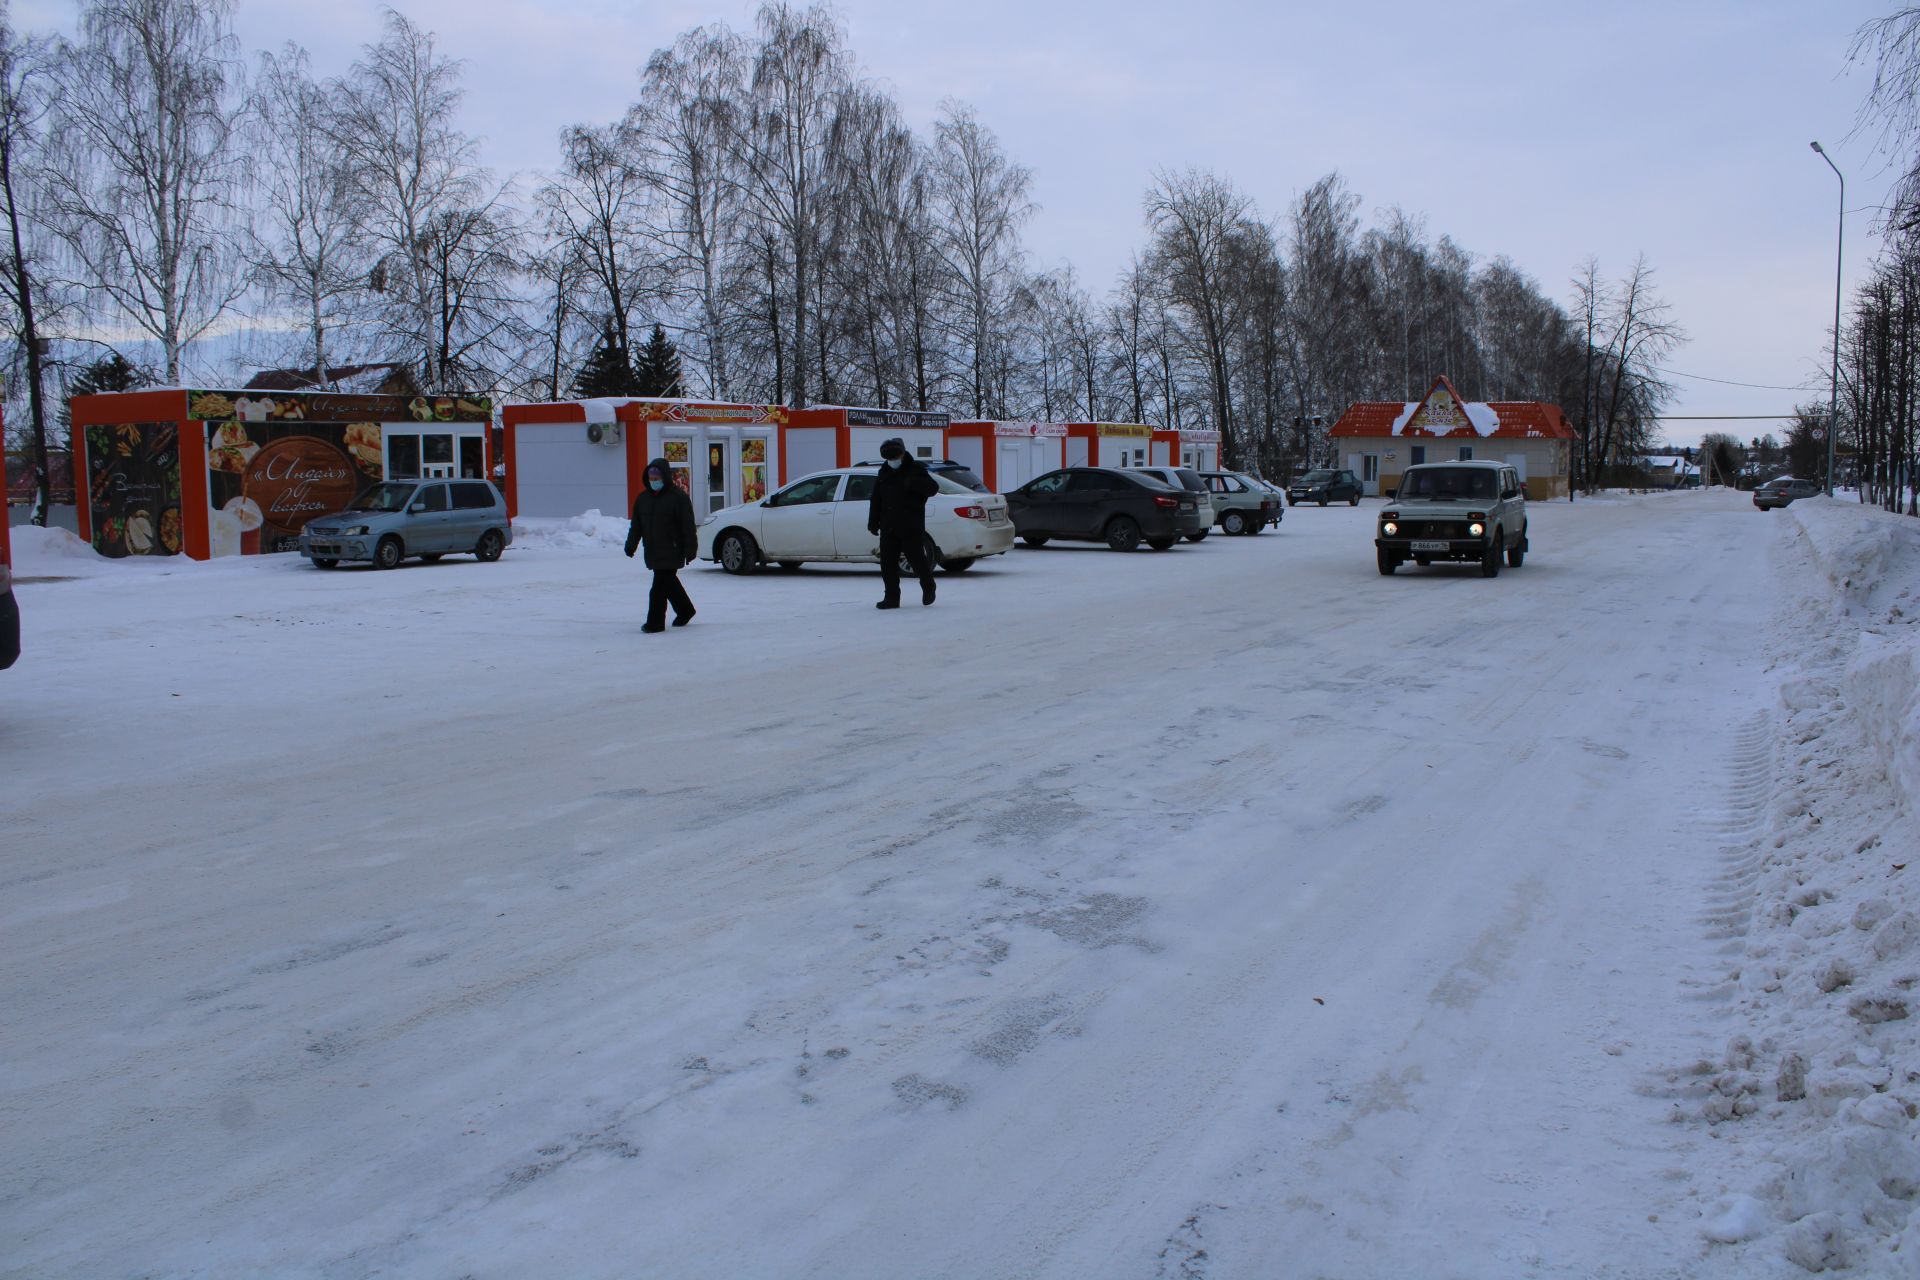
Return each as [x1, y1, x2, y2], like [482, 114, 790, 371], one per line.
[1375, 461, 1527, 578]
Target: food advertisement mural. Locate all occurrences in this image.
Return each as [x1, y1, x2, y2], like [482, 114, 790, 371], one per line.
[740, 437, 768, 502]
[85, 423, 181, 557]
[205, 422, 381, 555]
[663, 439, 693, 495]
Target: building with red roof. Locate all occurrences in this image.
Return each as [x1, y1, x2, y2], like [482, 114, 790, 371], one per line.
[1328, 375, 1575, 499]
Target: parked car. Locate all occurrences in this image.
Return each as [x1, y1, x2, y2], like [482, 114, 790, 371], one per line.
[299, 478, 513, 570]
[1004, 467, 1207, 551]
[1753, 476, 1820, 509]
[699, 465, 1013, 574]
[1135, 466, 1216, 541]
[1289, 468, 1363, 506]
[1374, 461, 1527, 578]
[1200, 470, 1282, 535]
[856, 457, 988, 493]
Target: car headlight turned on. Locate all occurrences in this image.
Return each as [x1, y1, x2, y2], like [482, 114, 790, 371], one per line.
[1382, 521, 1399, 536]
[342, 525, 369, 536]
[1469, 521, 1485, 537]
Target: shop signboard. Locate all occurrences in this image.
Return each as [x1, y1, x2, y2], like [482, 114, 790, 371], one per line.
[185, 389, 492, 425]
[843, 408, 950, 429]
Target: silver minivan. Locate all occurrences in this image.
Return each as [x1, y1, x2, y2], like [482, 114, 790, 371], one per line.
[300, 479, 512, 570]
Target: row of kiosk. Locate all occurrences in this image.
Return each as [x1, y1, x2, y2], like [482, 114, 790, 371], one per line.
[69, 389, 1223, 560]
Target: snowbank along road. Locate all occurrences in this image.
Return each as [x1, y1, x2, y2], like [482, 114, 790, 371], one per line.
[4, 489, 1916, 1277]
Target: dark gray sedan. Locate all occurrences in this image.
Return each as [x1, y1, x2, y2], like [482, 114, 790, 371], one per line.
[1005, 467, 1207, 551]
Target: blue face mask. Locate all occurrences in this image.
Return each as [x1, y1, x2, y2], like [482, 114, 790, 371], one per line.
[648, 478, 665, 491]
[886, 457, 904, 469]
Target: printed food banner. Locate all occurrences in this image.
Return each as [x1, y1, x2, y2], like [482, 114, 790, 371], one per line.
[664, 439, 692, 494]
[187, 389, 492, 425]
[741, 437, 768, 502]
[85, 423, 182, 557]
[206, 422, 382, 555]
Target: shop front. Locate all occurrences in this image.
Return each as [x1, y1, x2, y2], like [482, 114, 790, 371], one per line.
[1151, 428, 1221, 472]
[1328, 376, 1575, 499]
[501, 399, 784, 521]
[1063, 422, 1155, 469]
[71, 388, 493, 560]
[780, 406, 949, 482]
[947, 421, 1068, 491]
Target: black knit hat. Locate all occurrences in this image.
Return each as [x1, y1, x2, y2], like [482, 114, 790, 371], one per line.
[879, 437, 906, 459]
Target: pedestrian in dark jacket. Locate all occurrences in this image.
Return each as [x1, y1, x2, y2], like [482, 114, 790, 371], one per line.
[625, 458, 699, 632]
[868, 437, 939, 608]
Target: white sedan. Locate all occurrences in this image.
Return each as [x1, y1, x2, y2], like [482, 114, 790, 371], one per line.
[697, 466, 1016, 575]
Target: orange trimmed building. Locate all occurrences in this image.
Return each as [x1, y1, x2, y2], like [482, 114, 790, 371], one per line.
[1329, 376, 1575, 500]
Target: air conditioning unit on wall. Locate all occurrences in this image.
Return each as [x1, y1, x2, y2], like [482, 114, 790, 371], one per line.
[586, 422, 623, 446]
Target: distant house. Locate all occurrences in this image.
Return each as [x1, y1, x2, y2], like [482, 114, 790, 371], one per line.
[243, 362, 421, 398]
[1328, 375, 1576, 499]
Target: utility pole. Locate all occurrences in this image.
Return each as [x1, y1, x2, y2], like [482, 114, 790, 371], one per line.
[1811, 141, 1843, 497]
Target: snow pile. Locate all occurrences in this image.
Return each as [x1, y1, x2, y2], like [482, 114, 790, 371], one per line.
[1386, 398, 1502, 438]
[509, 509, 629, 551]
[9, 523, 96, 566]
[1671, 501, 1920, 1273]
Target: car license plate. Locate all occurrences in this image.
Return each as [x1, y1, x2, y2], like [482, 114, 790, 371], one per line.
[1411, 540, 1449, 552]
[987, 509, 1006, 524]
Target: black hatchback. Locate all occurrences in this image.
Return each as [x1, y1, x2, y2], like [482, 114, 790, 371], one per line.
[1288, 468, 1363, 506]
[1004, 467, 1206, 551]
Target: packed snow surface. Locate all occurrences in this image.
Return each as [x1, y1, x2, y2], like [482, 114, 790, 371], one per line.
[3, 489, 1916, 1277]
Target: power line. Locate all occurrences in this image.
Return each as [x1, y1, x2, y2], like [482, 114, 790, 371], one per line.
[1647, 414, 1801, 420]
[1648, 365, 1818, 392]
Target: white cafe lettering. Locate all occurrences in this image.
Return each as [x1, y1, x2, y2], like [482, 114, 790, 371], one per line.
[267, 481, 338, 517]
[252, 453, 351, 484]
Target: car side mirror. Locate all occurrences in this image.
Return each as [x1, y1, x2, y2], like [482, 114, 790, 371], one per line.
[410, 503, 426, 513]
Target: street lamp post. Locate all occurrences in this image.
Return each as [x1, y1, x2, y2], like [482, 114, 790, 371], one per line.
[1811, 141, 1843, 496]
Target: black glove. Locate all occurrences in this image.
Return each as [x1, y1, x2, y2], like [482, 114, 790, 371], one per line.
[625, 545, 635, 558]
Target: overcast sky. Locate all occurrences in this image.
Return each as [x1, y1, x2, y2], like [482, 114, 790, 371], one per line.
[20, 0, 1903, 445]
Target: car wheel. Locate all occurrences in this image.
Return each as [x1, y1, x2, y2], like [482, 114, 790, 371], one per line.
[419, 553, 443, 563]
[1506, 529, 1526, 568]
[1104, 516, 1142, 552]
[718, 529, 760, 574]
[900, 534, 941, 575]
[1287, 496, 1298, 506]
[474, 530, 504, 563]
[941, 557, 975, 573]
[374, 536, 403, 570]
[1377, 548, 1398, 575]
[1221, 510, 1246, 536]
[1146, 536, 1176, 551]
[1184, 531, 1208, 543]
[1317, 495, 1329, 507]
[311, 557, 338, 570]
[1481, 531, 1502, 578]
[776, 560, 803, 571]
[1021, 533, 1050, 547]
[1414, 555, 1431, 567]
[1348, 493, 1360, 506]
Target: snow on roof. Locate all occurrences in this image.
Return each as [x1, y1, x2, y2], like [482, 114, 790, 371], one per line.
[1331, 376, 1575, 442]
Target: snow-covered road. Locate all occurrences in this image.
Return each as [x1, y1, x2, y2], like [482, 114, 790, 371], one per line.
[0, 492, 1879, 1276]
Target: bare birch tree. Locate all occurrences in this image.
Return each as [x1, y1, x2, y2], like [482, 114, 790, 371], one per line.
[247, 42, 370, 386]
[45, 0, 247, 382]
[929, 100, 1031, 418]
[631, 25, 745, 400]
[0, 9, 58, 515]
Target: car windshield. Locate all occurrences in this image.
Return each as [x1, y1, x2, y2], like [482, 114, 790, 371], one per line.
[348, 483, 416, 512]
[1300, 470, 1333, 483]
[1397, 467, 1496, 501]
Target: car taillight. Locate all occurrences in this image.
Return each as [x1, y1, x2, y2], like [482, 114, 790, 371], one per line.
[1152, 495, 1178, 508]
[953, 504, 987, 520]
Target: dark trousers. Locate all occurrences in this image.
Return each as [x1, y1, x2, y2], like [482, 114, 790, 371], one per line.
[648, 564, 694, 626]
[878, 526, 935, 601]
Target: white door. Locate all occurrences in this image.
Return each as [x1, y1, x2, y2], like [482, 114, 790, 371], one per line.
[757, 472, 841, 557]
[1505, 452, 1528, 482]
[999, 441, 1023, 492]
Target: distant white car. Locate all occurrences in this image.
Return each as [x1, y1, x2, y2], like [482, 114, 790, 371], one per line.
[698, 466, 1016, 574]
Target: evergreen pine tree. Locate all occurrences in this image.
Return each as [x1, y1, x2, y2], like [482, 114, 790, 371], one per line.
[633, 325, 684, 398]
[572, 328, 638, 398]
[58, 353, 157, 429]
